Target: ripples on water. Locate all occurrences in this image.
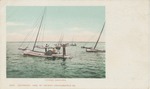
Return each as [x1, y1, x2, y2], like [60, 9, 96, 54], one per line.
[7, 42, 105, 78]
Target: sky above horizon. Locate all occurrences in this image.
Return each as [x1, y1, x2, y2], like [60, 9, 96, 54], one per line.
[7, 6, 105, 42]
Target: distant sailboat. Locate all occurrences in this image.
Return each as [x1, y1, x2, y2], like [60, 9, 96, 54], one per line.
[18, 7, 71, 59]
[54, 33, 64, 53]
[86, 22, 105, 52]
[70, 43, 77, 46]
[70, 36, 77, 46]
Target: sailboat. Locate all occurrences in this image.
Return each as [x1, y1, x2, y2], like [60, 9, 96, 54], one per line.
[70, 43, 77, 46]
[86, 22, 105, 52]
[18, 7, 71, 59]
[70, 36, 77, 46]
[54, 34, 64, 53]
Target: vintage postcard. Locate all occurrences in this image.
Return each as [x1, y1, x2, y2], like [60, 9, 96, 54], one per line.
[0, 0, 149, 89]
[6, 6, 105, 78]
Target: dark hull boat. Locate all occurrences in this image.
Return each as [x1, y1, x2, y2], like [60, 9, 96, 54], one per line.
[86, 48, 105, 52]
[81, 46, 92, 49]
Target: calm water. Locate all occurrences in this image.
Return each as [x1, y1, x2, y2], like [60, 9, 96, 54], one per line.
[7, 42, 105, 78]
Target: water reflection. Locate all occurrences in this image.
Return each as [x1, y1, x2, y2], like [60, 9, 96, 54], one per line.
[61, 58, 67, 68]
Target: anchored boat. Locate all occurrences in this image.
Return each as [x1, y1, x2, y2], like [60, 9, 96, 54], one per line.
[70, 43, 77, 46]
[70, 35, 77, 46]
[54, 33, 64, 53]
[86, 22, 105, 53]
[18, 7, 72, 59]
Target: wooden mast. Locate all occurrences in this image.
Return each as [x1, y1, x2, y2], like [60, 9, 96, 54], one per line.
[32, 7, 46, 51]
[94, 22, 105, 49]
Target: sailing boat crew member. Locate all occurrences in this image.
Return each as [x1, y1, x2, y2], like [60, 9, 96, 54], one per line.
[45, 44, 48, 52]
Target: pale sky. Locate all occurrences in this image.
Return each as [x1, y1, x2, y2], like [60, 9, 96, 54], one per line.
[7, 6, 105, 42]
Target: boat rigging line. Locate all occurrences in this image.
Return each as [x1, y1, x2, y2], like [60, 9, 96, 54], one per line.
[19, 8, 46, 49]
[32, 7, 47, 51]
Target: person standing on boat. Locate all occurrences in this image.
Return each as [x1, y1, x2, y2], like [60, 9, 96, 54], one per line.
[45, 44, 49, 53]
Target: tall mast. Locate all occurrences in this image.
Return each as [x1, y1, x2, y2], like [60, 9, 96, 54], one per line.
[32, 7, 46, 51]
[94, 22, 105, 49]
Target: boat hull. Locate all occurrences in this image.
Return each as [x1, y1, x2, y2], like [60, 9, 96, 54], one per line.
[23, 50, 71, 59]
